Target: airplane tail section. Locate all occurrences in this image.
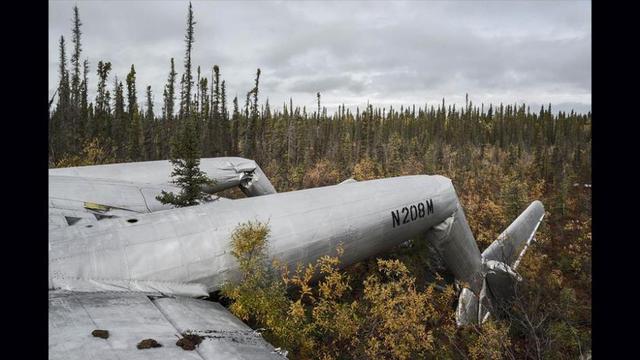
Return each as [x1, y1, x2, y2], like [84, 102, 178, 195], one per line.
[431, 200, 545, 326]
[482, 200, 545, 268]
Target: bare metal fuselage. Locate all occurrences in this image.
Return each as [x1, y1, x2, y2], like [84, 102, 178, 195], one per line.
[49, 175, 459, 295]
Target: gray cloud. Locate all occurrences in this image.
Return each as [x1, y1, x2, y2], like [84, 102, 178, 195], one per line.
[49, 0, 591, 114]
[287, 74, 366, 94]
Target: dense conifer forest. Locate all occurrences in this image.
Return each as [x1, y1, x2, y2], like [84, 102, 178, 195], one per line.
[49, 4, 591, 359]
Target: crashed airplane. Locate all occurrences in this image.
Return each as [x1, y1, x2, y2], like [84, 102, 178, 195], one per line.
[49, 157, 544, 359]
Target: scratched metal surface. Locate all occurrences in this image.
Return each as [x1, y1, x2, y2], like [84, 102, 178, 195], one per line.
[49, 291, 283, 360]
[152, 297, 285, 359]
[49, 175, 459, 295]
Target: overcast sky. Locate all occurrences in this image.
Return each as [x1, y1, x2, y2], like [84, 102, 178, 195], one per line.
[49, 0, 591, 115]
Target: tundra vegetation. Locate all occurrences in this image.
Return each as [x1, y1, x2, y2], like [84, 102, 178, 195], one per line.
[50, 3, 591, 359]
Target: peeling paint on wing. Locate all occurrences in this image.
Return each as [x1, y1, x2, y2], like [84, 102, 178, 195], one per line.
[183, 329, 268, 345]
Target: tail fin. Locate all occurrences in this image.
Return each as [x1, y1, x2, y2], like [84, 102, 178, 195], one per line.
[455, 201, 545, 326]
[482, 200, 545, 269]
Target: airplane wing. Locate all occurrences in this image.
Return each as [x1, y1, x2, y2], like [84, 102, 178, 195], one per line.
[48, 157, 275, 230]
[49, 290, 286, 359]
[49, 157, 277, 197]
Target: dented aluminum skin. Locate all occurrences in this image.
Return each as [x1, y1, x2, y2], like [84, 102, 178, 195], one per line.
[49, 175, 459, 295]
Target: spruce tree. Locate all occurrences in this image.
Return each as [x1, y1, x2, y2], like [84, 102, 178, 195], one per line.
[162, 88, 169, 120]
[211, 65, 221, 155]
[243, 68, 260, 158]
[113, 78, 126, 158]
[126, 65, 141, 160]
[52, 35, 71, 161]
[143, 85, 155, 160]
[220, 80, 229, 155]
[180, 2, 196, 118]
[165, 58, 177, 122]
[199, 76, 209, 124]
[70, 5, 83, 108]
[95, 61, 112, 139]
[232, 96, 239, 154]
[199, 75, 210, 155]
[69, 5, 83, 153]
[161, 58, 178, 159]
[156, 116, 213, 207]
[195, 65, 201, 115]
[243, 90, 252, 157]
[80, 59, 89, 143]
[194, 65, 202, 138]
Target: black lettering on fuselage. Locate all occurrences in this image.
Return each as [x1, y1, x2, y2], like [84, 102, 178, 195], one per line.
[392, 210, 400, 228]
[391, 198, 435, 228]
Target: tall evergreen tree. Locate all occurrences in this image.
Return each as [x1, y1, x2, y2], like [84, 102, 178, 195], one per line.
[210, 65, 221, 155]
[126, 65, 141, 160]
[56, 36, 70, 110]
[51, 35, 71, 161]
[79, 59, 89, 143]
[243, 90, 252, 158]
[165, 58, 177, 121]
[243, 68, 260, 158]
[160, 59, 177, 159]
[232, 95, 239, 155]
[162, 88, 169, 120]
[146, 86, 155, 122]
[196, 65, 201, 115]
[180, 2, 196, 118]
[70, 5, 83, 108]
[220, 80, 229, 155]
[112, 78, 126, 158]
[199, 75, 210, 155]
[95, 61, 112, 139]
[143, 85, 155, 160]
